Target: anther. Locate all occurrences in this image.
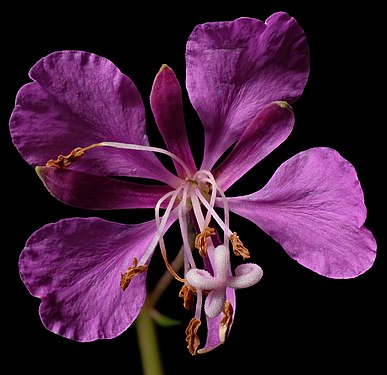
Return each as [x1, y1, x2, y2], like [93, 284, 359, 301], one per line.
[46, 143, 100, 168]
[195, 227, 215, 257]
[230, 232, 250, 259]
[185, 318, 201, 355]
[219, 300, 233, 343]
[120, 258, 148, 291]
[179, 284, 195, 310]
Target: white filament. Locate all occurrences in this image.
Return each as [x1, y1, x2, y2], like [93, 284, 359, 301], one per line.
[178, 187, 197, 272]
[100, 141, 191, 177]
[139, 187, 182, 265]
[194, 170, 230, 246]
[195, 188, 232, 240]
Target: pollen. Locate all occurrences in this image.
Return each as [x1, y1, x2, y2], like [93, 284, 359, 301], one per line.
[185, 318, 201, 355]
[230, 232, 250, 260]
[45, 143, 101, 168]
[120, 258, 148, 291]
[195, 227, 215, 257]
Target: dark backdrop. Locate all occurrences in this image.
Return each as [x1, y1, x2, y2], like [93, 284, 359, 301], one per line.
[1, 1, 385, 373]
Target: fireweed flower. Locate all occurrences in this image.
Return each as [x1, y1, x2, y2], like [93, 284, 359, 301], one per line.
[10, 13, 376, 355]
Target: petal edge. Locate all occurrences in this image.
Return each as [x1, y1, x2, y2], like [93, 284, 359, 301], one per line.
[224, 148, 376, 278]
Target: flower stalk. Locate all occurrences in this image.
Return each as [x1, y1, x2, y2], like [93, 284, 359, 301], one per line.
[136, 306, 164, 375]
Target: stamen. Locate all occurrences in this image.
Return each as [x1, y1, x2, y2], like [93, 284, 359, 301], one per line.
[155, 189, 185, 282]
[195, 188, 232, 238]
[179, 284, 195, 310]
[139, 187, 181, 265]
[46, 144, 101, 168]
[190, 194, 205, 231]
[230, 232, 251, 260]
[219, 300, 233, 343]
[120, 258, 148, 291]
[202, 178, 217, 226]
[160, 244, 185, 283]
[100, 141, 191, 177]
[178, 187, 197, 271]
[195, 226, 215, 257]
[45, 141, 190, 186]
[194, 170, 230, 245]
[185, 318, 201, 356]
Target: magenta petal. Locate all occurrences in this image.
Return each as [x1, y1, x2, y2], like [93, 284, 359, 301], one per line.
[225, 148, 377, 278]
[186, 13, 309, 169]
[19, 217, 168, 341]
[36, 166, 172, 210]
[198, 288, 236, 354]
[214, 102, 294, 191]
[10, 51, 176, 184]
[150, 65, 196, 177]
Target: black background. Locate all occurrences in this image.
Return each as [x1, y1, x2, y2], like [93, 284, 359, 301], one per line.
[1, 1, 385, 373]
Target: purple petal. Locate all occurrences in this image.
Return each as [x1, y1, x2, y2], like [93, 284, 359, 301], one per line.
[10, 51, 177, 184]
[19, 216, 175, 341]
[224, 148, 377, 278]
[214, 101, 294, 191]
[198, 288, 236, 354]
[36, 166, 172, 210]
[150, 65, 196, 177]
[186, 12, 309, 169]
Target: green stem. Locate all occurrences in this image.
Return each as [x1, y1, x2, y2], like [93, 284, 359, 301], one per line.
[135, 229, 196, 374]
[136, 307, 164, 375]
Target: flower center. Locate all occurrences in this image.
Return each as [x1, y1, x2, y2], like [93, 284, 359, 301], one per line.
[149, 168, 263, 355]
[45, 141, 263, 355]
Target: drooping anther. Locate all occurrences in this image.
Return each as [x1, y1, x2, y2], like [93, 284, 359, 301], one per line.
[185, 318, 201, 355]
[230, 232, 250, 260]
[179, 283, 195, 310]
[120, 258, 148, 291]
[195, 227, 215, 257]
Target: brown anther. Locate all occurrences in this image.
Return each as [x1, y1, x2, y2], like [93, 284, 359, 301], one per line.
[179, 284, 195, 310]
[120, 258, 148, 291]
[195, 227, 215, 257]
[46, 147, 85, 168]
[219, 300, 233, 343]
[230, 232, 250, 260]
[46, 143, 100, 169]
[185, 318, 201, 355]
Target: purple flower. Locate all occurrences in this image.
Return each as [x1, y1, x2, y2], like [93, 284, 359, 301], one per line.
[10, 12, 376, 355]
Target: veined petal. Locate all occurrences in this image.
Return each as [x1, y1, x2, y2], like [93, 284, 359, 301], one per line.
[223, 148, 377, 278]
[150, 65, 196, 177]
[19, 216, 176, 341]
[10, 51, 177, 184]
[198, 288, 236, 354]
[186, 12, 309, 169]
[36, 166, 172, 210]
[214, 101, 294, 191]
